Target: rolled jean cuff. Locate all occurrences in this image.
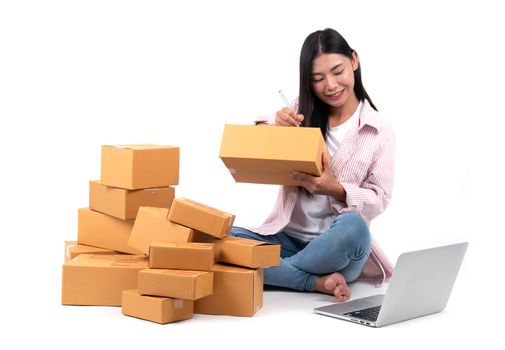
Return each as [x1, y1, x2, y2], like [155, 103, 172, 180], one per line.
[305, 274, 317, 292]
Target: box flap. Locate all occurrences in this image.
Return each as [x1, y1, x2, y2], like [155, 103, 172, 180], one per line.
[104, 144, 175, 150]
[223, 236, 275, 247]
[65, 254, 148, 268]
[211, 263, 255, 274]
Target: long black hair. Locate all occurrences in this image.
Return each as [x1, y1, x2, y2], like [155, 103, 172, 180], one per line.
[298, 28, 377, 139]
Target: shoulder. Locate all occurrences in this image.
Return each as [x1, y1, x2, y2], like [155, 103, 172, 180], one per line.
[360, 100, 394, 139]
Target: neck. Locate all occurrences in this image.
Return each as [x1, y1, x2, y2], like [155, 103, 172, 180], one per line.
[328, 94, 359, 128]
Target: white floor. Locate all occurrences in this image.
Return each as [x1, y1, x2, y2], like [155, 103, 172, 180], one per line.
[6, 272, 494, 350]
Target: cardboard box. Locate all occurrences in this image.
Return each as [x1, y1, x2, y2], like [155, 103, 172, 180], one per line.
[191, 234, 281, 268]
[219, 124, 327, 186]
[61, 254, 148, 306]
[194, 264, 263, 317]
[77, 208, 141, 254]
[167, 198, 234, 239]
[101, 144, 179, 190]
[215, 237, 280, 268]
[149, 242, 214, 271]
[64, 240, 117, 262]
[89, 180, 175, 220]
[64, 240, 77, 262]
[122, 289, 193, 324]
[128, 207, 197, 255]
[138, 269, 213, 300]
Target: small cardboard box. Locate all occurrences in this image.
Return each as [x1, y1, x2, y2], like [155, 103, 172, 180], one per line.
[219, 124, 327, 186]
[191, 235, 281, 268]
[61, 254, 148, 306]
[101, 144, 179, 190]
[64, 240, 118, 262]
[138, 269, 213, 300]
[89, 180, 175, 220]
[194, 264, 263, 317]
[77, 208, 141, 254]
[167, 198, 235, 239]
[215, 237, 280, 268]
[128, 207, 197, 255]
[149, 242, 214, 271]
[122, 289, 193, 324]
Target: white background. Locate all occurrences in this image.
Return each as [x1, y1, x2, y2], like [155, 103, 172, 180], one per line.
[0, 0, 503, 348]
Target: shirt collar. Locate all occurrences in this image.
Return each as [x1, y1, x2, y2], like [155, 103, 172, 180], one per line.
[358, 99, 383, 132]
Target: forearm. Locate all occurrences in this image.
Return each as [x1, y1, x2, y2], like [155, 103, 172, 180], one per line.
[327, 179, 347, 202]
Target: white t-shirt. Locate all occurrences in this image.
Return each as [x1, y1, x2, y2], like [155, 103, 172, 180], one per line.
[284, 102, 362, 242]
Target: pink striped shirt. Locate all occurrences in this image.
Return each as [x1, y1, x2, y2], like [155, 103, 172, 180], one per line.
[249, 99, 395, 287]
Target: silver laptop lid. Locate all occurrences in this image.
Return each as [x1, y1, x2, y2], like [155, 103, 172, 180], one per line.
[376, 242, 468, 326]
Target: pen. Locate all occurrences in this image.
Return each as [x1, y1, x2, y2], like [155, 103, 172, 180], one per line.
[278, 90, 300, 125]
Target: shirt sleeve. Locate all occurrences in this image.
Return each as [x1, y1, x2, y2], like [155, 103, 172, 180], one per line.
[332, 129, 395, 223]
[253, 115, 275, 125]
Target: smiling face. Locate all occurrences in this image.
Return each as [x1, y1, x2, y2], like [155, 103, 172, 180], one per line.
[310, 52, 359, 113]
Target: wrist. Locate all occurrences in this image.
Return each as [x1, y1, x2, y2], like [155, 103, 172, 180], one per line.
[331, 180, 346, 201]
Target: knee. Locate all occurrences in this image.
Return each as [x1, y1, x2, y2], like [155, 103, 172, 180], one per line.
[335, 213, 371, 249]
[228, 226, 240, 237]
[229, 226, 243, 237]
[229, 226, 261, 241]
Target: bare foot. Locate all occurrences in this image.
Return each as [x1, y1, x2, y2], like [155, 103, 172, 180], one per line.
[315, 272, 351, 302]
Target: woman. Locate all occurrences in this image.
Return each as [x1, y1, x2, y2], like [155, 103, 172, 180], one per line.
[230, 28, 395, 302]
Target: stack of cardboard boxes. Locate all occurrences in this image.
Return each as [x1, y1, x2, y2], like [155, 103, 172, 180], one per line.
[61, 144, 281, 324]
[123, 197, 280, 321]
[62, 145, 179, 307]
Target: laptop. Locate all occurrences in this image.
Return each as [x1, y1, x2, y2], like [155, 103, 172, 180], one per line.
[313, 242, 468, 327]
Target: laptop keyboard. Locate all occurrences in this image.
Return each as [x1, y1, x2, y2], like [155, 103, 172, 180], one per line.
[343, 305, 382, 322]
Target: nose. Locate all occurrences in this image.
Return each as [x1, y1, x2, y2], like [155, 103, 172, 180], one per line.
[325, 75, 339, 91]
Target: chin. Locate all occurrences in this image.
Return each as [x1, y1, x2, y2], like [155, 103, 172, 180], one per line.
[326, 99, 346, 108]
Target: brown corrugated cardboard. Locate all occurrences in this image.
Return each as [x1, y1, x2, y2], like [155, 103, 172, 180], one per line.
[138, 269, 213, 300]
[65, 241, 118, 262]
[149, 242, 214, 271]
[191, 235, 281, 268]
[122, 289, 193, 324]
[89, 180, 175, 220]
[167, 198, 234, 239]
[215, 237, 280, 268]
[101, 144, 179, 190]
[77, 208, 141, 254]
[194, 264, 263, 317]
[64, 240, 77, 262]
[128, 207, 197, 255]
[61, 254, 148, 306]
[219, 124, 327, 186]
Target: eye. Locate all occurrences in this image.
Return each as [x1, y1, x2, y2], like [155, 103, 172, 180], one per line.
[334, 70, 344, 75]
[311, 77, 324, 83]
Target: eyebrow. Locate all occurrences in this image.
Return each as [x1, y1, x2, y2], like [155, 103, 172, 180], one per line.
[311, 63, 343, 75]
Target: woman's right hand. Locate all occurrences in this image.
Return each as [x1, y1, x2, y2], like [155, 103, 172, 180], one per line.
[275, 107, 304, 127]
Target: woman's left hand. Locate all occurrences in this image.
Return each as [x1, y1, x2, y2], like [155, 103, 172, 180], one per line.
[289, 151, 346, 201]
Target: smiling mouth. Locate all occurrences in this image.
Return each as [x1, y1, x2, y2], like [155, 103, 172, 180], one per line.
[325, 89, 344, 98]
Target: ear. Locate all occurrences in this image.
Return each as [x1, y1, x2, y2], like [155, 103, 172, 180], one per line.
[351, 51, 359, 71]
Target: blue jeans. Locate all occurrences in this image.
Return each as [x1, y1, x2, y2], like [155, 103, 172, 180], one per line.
[229, 212, 371, 292]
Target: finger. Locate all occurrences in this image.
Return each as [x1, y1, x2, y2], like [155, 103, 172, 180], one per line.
[291, 113, 304, 127]
[286, 111, 300, 127]
[283, 108, 301, 127]
[276, 108, 299, 127]
[277, 117, 292, 126]
[290, 171, 314, 184]
[322, 150, 330, 169]
[289, 115, 300, 127]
